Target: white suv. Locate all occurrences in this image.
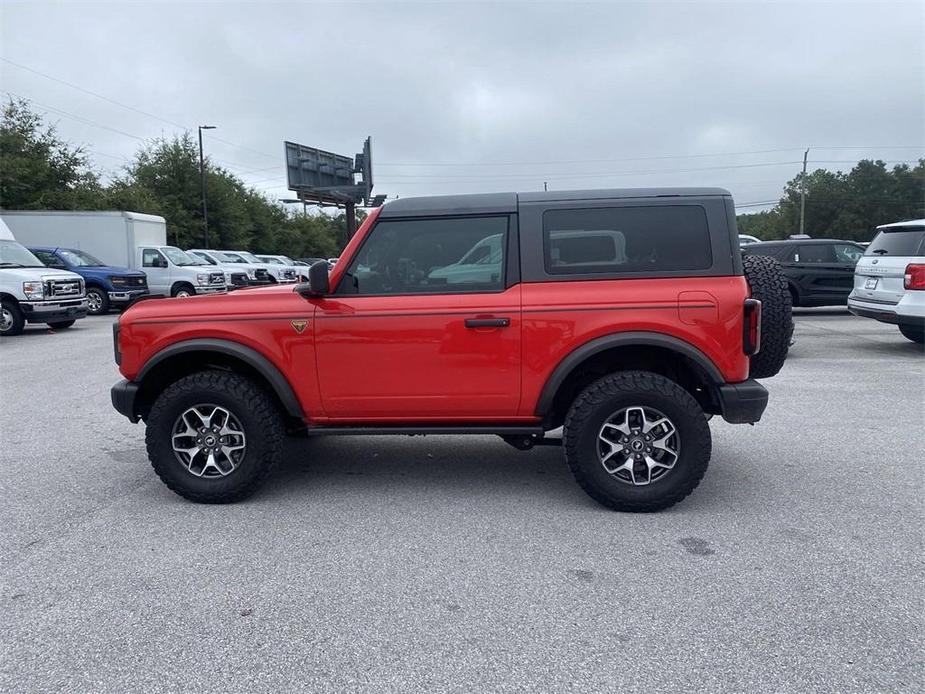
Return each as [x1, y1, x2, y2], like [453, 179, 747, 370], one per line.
[848, 219, 925, 344]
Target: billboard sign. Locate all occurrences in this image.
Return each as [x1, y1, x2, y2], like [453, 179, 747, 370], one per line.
[285, 141, 357, 204]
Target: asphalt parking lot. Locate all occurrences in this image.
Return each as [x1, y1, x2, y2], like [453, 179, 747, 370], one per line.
[1, 310, 922, 693]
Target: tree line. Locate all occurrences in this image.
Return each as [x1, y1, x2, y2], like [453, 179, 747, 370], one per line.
[0, 98, 347, 257]
[736, 158, 924, 241]
[2, 98, 922, 248]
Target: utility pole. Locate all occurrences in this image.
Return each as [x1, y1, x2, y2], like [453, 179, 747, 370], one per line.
[799, 148, 809, 236]
[544, 181, 548, 192]
[198, 125, 217, 248]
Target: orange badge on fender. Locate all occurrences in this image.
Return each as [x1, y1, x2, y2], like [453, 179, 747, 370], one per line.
[291, 320, 308, 334]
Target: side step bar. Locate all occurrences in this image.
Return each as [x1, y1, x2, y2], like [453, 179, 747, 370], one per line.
[306, 425, 546, 437]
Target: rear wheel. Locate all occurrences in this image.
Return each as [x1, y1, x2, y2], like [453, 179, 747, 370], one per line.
[743, 254, 792, 379]
[47, 320, 76, 329]
[86, 287, 110, 315]
[145, 371, 284, 503]
[898, 323, 925, 344]
[563, 371, 711, 512]
[1, 300, 25, 336]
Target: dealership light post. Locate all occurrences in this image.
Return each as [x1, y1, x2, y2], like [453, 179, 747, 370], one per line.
[198, 125, 217, 248]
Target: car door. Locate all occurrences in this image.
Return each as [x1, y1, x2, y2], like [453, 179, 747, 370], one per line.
[787, 243, 853, 305]
[139, 247, 170, 294]
[313, 214, 522, 419]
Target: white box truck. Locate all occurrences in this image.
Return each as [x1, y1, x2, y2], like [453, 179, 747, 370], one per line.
[1, 210, 226, 297]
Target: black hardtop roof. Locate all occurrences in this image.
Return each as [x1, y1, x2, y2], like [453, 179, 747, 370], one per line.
[378, 187, 732, 218]
[746, 238, 861, 246]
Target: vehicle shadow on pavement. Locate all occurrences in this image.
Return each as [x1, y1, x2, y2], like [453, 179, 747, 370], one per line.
[259, 435, 601, 510]
[848, 339, 925, 357]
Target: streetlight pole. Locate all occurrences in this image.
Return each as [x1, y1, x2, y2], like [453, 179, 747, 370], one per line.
[198, 125, 216, 248]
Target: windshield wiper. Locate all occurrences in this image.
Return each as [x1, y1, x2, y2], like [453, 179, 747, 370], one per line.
[0, 262, 25, 267]
[871, 249, 888, 255]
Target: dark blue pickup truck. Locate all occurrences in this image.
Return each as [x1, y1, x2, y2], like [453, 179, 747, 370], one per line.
[29, 246, 149, 315]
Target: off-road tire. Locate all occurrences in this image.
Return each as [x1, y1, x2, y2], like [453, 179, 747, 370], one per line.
[563, 371, 712, 512]
[171, 283, 195, 298]
[145, 370, 284, 503]
[47, 320, 76, 329]
[898, 323, 925, 344]
[743, 254, 792, 379]
[86, 287, 110, 315]
[1, 300, 25, 336]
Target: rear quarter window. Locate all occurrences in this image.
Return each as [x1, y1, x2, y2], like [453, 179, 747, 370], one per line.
[542, 205, 711, 274]
[866, 226, 925, 257]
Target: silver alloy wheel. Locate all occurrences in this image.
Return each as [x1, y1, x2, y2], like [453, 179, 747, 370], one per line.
[0, 307, 12, 332]
[598, 405, 680, 486]
[87, 290, 103, 313]
[175, 289, 192, 298]
[171, 404, 247, 478]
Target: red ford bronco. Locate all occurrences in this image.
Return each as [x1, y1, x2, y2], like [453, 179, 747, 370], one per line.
[111, 188, 791, 511]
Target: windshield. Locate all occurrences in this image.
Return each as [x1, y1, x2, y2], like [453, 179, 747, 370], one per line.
[161, 247, 198, 266]
[238, 251, 262, 263]
[58, 248, 105, 266]
[258, 256, 283, 264]
[216, 252, 247, 264]
[279, 256, 295, 265]
[189, 251, 217, 265]
[0, 240, 46, 268]
[866, 226, 925, 257]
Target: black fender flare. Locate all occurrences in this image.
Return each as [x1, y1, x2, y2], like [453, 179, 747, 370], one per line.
[136, 338, 303, 418]
[534, 331, 724, 416]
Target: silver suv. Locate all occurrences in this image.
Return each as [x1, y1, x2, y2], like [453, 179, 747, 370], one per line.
[848, 219, 925, 344]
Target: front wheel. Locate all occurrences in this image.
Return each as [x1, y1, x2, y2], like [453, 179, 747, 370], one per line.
[145, 371, 284, 503]
[1, 300, 25, 336]
[86, 287, 110, 315]
[47, 320, 76, 329]
[171, 283, 195, 298]
[563, 371, 712, 512]
[898, 323, 925, 344]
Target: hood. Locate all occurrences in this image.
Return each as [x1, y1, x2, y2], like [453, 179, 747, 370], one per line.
[121, 281, 295, 322]
[0, 268, 84, 283]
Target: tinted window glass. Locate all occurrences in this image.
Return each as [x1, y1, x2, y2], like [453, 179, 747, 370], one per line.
[866, 226, 925, 257]
[742, 245, 790, 261]
[796, 244, 836, 263]
[542, 206, 711, 274]
[340, 216, 508, 295]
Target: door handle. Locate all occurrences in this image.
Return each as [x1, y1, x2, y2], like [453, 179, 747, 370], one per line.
[465, 317, 510, 328]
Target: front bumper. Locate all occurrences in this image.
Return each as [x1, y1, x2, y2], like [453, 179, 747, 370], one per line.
[20, 299, 89, 324]
[111, 379, 141, 422]
[195, 285, 227, 295]
[716, 379, 769, 424]
[109, 289, 149, 303]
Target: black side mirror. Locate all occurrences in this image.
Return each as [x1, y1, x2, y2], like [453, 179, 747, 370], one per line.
[296, 260, 330, 298]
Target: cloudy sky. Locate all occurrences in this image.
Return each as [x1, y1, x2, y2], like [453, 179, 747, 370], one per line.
[1, 1, 922, 214]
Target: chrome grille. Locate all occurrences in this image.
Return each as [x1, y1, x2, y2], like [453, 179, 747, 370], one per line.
[254, 269, 270, 281]
[45, 278, 84, 298]
[208, 272, 224, 285]
[230, 273, 249, 286]
[282, 269, 297, 280]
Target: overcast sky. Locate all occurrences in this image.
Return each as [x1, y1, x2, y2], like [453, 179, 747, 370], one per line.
[1, 0, 922, 214]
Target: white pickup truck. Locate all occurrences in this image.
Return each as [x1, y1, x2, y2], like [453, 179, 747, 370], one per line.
[0, 219, 88, 336]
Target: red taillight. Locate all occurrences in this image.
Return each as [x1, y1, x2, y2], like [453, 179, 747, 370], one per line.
[904, 264, 925, 290]
[743, 298, 761, 355]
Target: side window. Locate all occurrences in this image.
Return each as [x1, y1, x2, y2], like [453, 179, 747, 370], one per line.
[339, 216, 509, 295]
[834, 244, 864, 263]
[795, 244, 836, 263]
[142, 248, 165, 268]
[542, 205, 711, 274]
[33, 250, 66, 268]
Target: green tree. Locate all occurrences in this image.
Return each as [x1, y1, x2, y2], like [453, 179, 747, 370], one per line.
[0, 97, 104, 209]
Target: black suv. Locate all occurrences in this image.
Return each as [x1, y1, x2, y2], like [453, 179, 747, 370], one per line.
[742, 239, 865, 307]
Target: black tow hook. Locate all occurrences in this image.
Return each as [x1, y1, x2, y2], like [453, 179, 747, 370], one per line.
[500, 434, 562, 451]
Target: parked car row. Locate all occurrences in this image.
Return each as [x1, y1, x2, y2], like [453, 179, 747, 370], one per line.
[742, 220, 925, 343]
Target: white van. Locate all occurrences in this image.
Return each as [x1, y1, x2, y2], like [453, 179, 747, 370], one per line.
[0, 219, 88, 336]
[136, 245, 227, 298]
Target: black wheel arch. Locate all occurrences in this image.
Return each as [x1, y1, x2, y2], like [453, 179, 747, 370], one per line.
[134, 339, 303, 422]
[535, 332, 724, 428]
